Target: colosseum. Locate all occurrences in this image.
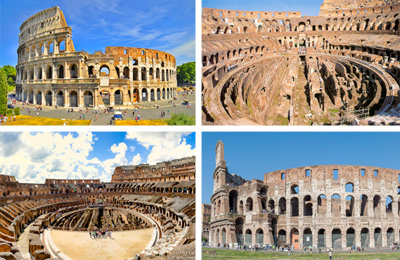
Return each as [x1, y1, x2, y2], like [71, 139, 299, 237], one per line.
[0, 156, 195, 260]
[202, 0, 400, 125]
[209, 141, 400, 250]
[15, 6, 177, 108]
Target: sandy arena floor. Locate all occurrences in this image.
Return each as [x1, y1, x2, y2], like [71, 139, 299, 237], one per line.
[51, 229, 153, 260]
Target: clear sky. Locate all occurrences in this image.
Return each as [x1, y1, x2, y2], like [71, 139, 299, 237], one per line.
[0, 0, 195, 67]
[202, 132, 400, 203]
[0, 132, 195, 183]
[202, 0, 323, 17]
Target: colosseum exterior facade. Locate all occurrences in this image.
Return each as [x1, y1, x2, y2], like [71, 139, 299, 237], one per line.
[15, 6, 177, 108]
[209, 141, 400, 250]
[202, 0, 400, 125]
[0, 156, 195, 259]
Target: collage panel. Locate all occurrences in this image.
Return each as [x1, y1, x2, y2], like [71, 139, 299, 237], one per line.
[1, 0, 195, 126]
[0, 131, 196, 259]
[202, 132, 400, 259]
[201, 0, 400, 126]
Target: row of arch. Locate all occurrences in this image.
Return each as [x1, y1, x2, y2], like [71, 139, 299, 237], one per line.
[19, 86, 176, 107]
[18, 64, 174, 82]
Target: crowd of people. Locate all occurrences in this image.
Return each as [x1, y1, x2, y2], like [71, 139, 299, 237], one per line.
[89, 229, 112, 239]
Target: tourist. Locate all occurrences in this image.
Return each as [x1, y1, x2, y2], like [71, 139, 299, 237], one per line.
[329, 249, 332, 259]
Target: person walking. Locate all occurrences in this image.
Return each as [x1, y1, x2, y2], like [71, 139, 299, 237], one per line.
[329, 249, 332, 259]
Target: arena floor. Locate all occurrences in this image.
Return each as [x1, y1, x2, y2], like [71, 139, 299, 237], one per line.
[51, 229, 153, 260]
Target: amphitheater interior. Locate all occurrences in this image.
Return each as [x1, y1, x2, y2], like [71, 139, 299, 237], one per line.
[0, 157, 195, 260]
[210, 141, 400, 250]
[202, 0, 400, 125]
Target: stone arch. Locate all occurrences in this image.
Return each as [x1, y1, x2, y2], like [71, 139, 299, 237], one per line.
[150, 89, 155, 101]
[374, 228, 382, 247]
[58, 65, 64, 78]
[303, 228, 312, 248]
[229, 190, 238, 213]
[291, 197, 299, 217]
[255, 228, 264, 245]
[83, 91, 93, 107]
[69, 90, 78, 107]
[278, 197, 286, 215]
[235, 217, 244, 245]
[123, 67, 129, 79]
[332, 228, 342, 249]
[100, 65, 110, 76]
[141, 67, 147, 80]
[70, 64, 78, 78]
[303, 195, 312, 216]
[332, 194, 341, 215]
[36, 90, 42, 105]
[56, 91, 64, 107]
[115, 90, 123, 105]
[346, 228, 355, 247]
[246, 197, 253, 212]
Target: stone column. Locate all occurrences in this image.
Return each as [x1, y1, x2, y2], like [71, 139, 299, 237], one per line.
[64, 61, 69, 79]
[65, 89, 69, 107]
[54, 40, 59, 54]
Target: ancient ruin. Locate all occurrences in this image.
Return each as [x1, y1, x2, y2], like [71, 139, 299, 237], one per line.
[202, 0, 400, 125]
[15, 6, 177, 108]
[208, 141, 400, 250]
[0, 156, 195, 260]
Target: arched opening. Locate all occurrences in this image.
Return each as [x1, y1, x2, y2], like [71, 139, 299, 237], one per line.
[141, 68, 147, 81]
[290, 228, 299, 249]
[123, 67, 129, 79]
[291, 197, 299, 217]
[346, 228, 355, 247]
[142, 89, 148, 102]
[150, 89, 155, 101]
[37, 67, 42, 79]
[149, 68, 154, 80]
[36, 91, 42, 105]
[373, 195, 381, 215]
[278, 197, 286, 215]
[115, 90, 123, 105]
[56, 91, 64, 107]
[156, 88, 161, 100]
[360, 195, 368, 216]
[229, 190, 238, 213]
[303, 195, 312, 216]
[49, 42, 54, 54]
[317, 194, 327, 214]
[374, 228, 382, 247]
[235, 217, 244, 245]
[271, 218, 278, 246]
[83, 91, 93, 107]
[69, 91, 78, 107]
[58, 65, 64, 78]
[361, 228, 369, 248]
[318, 229, 326, 247]
[45, 90, 52, 106]
[291, 184, 299, 194]
[387, 228, 395, 245]
[222, 228, 226, 245]
[268, 199, 275, 213]
[133, 88, 139, 102]
[245, 229, 252, 245]
[278, 230, 287, 245]
[100, 91, 110, 106]
[332, 229, 342, 249]
[100, 66, 110, 76]
[255, 229, 263, 245]
[47, 66, 53, 79]
[133, 68, 138, 80]
[346, 195, 354, 216]
[303, 228, 312, 248]
[162, 88, 165, 99]
[167, 88, 170, 99]
[88, 66, 95, 77]
[59, 41, 65, 52]
[345, 183, 354, 192]
[246, 197, 253, 212]
[70, 64, 78, 78]
[386, 196, 393, 213]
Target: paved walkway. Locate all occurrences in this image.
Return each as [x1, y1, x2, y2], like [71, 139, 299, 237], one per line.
[16, 92, 195, 125]
[16, 222, 34, 260]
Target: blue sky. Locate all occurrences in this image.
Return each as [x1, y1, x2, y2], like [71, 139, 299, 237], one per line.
[203, 0, 323, 17]
[202, 132, 400, 203]
[0, 132, 195, 183]
[0, 0, 195, 66]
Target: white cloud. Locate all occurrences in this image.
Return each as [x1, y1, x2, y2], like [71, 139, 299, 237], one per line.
[126, 132, 195, 165]
[132, 154, 142, 165]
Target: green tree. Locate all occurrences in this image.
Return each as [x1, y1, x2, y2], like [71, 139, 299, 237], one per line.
[2, 65, 16, 92]
[177, 62, 195, 84]
[0, 68, 7, 116]
[167, 113, 195, 125]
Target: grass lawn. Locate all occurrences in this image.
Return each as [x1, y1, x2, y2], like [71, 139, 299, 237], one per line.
[2, 115, 91, 125]
[115, 119, 168, 125]
[202, 248, 400, 260]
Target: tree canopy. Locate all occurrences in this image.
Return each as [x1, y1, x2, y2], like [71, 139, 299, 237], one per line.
[176, 62, 195, 84]
[0, 68, 8, 116]
[2, 65, 16, 92]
